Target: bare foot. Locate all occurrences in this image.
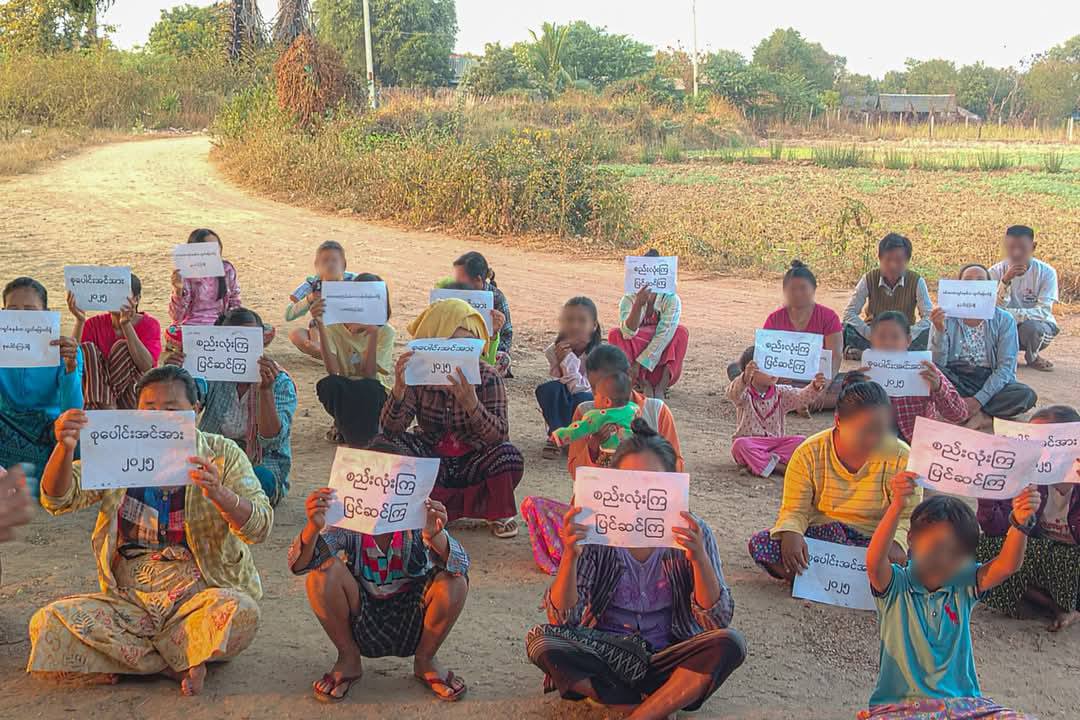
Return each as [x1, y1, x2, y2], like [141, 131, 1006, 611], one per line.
[313, 652, 363, 701]
[1049, 610, 1079, 632]
[180, 664, 206, 696]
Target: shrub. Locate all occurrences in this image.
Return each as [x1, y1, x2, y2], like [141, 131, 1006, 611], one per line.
[274, 33, 346, 127]
[882, 150, 909, 170]
[811, 144, 867, 169]
[912, 152, 940, 171]
[661, 136, 684, 163]
[768, 140, 784, 160]
[976, 148, 1015, 172]
[1041, 150, 1065, 174]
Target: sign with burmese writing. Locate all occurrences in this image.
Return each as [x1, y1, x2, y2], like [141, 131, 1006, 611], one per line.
[182, 325, 263, 384]
[404, 338, 485, 386]
[624, 256, 678, 294]
[937, 279, 998, 320]
[792, 538, 875, 611]
[994, 418, 1080, 485]
[429, 289, 495, 333]
[64, 266, 132, 312]
[573, 466, 689, 548]
[322, 281, 389, 326]
[172, 243, 225, 279]
[862, 350, 932, 397]
[0, 310, 60, 368]
[80, 410, 197, 489]
[325, 448, 439, 534]
[753, 329, 822, 382]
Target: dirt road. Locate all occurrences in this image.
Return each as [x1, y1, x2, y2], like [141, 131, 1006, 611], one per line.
[1, 136, 1076, 719]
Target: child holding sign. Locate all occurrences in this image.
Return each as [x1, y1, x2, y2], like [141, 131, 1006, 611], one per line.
[978, 405, 1080, 632]
[526, 424, 746, 718]
[537, 297, 601, 459]
[166, 229, 242, 350]
[68, 273, 161, 410]
[726, 346, 826, 478]
[285, 240, 357, 359]
[451, 252, 513, 377]
[861, 474, 1041, 719]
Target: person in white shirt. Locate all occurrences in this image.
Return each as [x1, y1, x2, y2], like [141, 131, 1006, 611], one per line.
[988, 225, 1059, 372]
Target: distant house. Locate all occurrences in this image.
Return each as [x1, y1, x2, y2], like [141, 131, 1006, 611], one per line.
[840, 93, 980, 122]
[449, 54, 477, 86]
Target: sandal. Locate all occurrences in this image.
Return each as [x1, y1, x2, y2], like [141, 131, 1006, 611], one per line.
[313, 672, 361, 703]
[491, 517, 519, 539]
[541, 439, 560, 459]
[416, 670, 467, 702]
[1028, 356, 1054, 372]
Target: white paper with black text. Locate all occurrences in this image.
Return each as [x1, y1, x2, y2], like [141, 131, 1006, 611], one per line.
[624, 256, 678, 295]
[325, 448, 439, 534]
[862, 350, 933, 397]
[404, 338, 485, 386]
[64, 266, 132, 312]
[753, 329, 822, 383]
[792, 539, 875, 611]
[429, 289, 495, 333]
[172, 244, 225, 279]
[182, 325, 263, 384]
[818, 348, 833, 378]
[0, 310, 60, 368]
[937, 279, 998, 320]
[994, 418, 1080, 485]
[80, 410, 197, 489]
[573, 466, 690, 548]
[322, 281, 389, 326]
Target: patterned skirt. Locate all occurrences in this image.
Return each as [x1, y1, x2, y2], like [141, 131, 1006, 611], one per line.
[521, 496, 571, 575]
[352, 572, 434, 658]
[857, 697, 1033, 719]
[748, 522, 872, 578]
[0, 408, 55, 477]
[976, 534, 1080, 616]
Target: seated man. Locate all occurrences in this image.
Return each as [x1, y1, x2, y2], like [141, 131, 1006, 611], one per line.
[989, 224, 1059, 372]
[842, 233, 933, 359]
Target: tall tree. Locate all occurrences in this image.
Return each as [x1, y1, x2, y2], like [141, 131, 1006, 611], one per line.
[525, 21, 572, 97]
[559, 21, 653, 89]
[147, 4, 226, 57]
[227, 0, 265, 60]
[0, 0, 94, 52]
[752, 28, 844, 92]
[463, 42, 531, 95]
[273, 0, 310, 46]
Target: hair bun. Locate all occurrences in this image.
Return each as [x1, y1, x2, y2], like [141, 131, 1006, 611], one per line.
[629, 417, 657, 437]
[842, 371, 870, 388]
[790, 259, 806, 269]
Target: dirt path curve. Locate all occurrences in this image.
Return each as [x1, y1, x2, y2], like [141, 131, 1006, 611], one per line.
[1, 136, 1077, 720]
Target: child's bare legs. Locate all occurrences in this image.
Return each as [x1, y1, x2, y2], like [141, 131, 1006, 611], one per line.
[289, 326, 324, 360]
[413, 571, 468, 698]
[305, 557, 363, 698]
[653, 366, 673, 399]
[1024, 586, 1080, 632]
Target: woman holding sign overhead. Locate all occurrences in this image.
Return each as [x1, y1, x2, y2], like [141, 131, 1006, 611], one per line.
[0, 277, 83, 477]
[526, 422, 746, 718]
[378, 298, 524, 539]
[930, 263, 1037, 432]
[166, 229, 242, 350]
[27, 366, 272, 696]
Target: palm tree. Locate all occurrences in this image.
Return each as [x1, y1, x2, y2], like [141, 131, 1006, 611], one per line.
[63, 0, 113, 45]
[227, 0, 266, 60]
[527, 22, 572, 98]
[273, 0, 311, 46]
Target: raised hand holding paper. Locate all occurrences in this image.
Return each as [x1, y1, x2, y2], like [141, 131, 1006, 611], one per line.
[80, 410, 197, 490]
[0, 310, 60, 368]
[818, 348, 833, 378]
[573, 466, 689, 548]
[908, 416, 1039, 499]
[937, 279, 998, 320]
[624, 256, 678, 295]
[862, 351, 933, 397]
[322, 281, 389, 326]
[792, 539, 875, 611]
[64, 266, 132, 312]
[429, 289, 495, 333]
[172, 243, 225, 279]
[994, 418, 1080, 485]
[404, 338, 485, 386]
[325, 448, 439, 534]
[753, 329, 822, 383]
[182, 325, 263, 384]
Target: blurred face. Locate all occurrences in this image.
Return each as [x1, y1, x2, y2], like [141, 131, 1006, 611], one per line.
[783, 277, 816, 310]
[960, 265, 990, 282]
[870, 319, 910, 352]
[560, 304, 595, 348]
[748, 365, 777, 388]
[834, 405, 892, 460]
[613, 448, 667, 473]
[315, 249, 347, 280]
[3, 286, 46, 311]
[1003, 234, 1034, 267]
[909, 523, 970, 590]
[193, 234, 222, 250]
[879, 248, 909, 283]
[137, 379, 195, 412]
[453, 266, 483, 289]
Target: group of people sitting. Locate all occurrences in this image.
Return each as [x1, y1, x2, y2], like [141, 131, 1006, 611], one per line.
[0, 222, 1074, 719]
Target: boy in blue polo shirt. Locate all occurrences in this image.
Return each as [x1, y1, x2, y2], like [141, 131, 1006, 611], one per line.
[860, 472, 1041, 719]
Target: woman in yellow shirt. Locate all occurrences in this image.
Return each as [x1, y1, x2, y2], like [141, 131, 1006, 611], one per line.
[749, 374, 920, 581]
[310, 273, 396, 447]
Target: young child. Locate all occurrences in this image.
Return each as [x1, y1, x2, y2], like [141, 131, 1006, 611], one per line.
[166, 228, 242, 352]
[726, 346, 826, 478]
[537, 297, 602, 458]
[287, 240, 357, 360]
[550, 373, 638, 455]
[862, 474, 1041, 719]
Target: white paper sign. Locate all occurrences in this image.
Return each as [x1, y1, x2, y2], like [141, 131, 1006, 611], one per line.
[404, 338, 485, 386]
[64, 266, 132, 312]
[818, 349, 833, 378]
[753, 329, 823, 382]
[792, 539, 875, 611]
[80, 410, 197, 489]
[322, 281, 389, 326]
[0, 310, 60, 368]
[994, 418, 1080, 485]
[938, 279, 998, 320]
[573, 466, 690, 548]
[862, 351, 933, 397]
[172, 243, 225, 279]
[909, 416, 1040, 499]
[182, 325, 263, 383]
[429, 289, 495, 333]
[624, 256, 678, 295]
[325, 448, 439, 534]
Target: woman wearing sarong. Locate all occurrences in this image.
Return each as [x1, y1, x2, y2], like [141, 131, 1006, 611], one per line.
[376, 299, 523, 538]
[0, 278, 83, 477]
[526, 423, 746, 718]
[27, 366, 272, 696]
[68, 272, 161, 410]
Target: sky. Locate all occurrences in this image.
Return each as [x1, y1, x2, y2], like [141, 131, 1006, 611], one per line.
[103, 1, 1080, 77]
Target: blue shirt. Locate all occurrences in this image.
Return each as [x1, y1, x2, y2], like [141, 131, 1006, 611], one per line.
[870, 561, 984, 706]
[0, 351, 84, 418]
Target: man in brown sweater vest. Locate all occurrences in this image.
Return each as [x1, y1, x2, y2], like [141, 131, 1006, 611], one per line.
[841, 234, 933, 359]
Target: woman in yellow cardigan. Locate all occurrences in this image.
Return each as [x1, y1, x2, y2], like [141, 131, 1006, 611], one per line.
[748, 374, 920, 581]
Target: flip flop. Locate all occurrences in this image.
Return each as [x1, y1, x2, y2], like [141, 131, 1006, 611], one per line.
[416, 670, 467, 702]
[1028, 357, 1054, 372]
[313, 673, 361, 703]
[541, 440, 560, 460]
[491, 517, 519, 539]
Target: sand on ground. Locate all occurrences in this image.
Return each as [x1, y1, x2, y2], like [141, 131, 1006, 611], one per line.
[0, 136, 1076, 720]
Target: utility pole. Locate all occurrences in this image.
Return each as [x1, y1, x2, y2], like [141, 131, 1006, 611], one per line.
[690, 0, 699, 99]
[362, 0, 376, 109]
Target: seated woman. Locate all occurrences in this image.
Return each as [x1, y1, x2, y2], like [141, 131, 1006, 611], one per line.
[842, 233, 933, 358]
[166, 228, 242, 352]
[525, 423, 747, 719]
[377, 299, 523, 539]
[68, 273, 161, 410]
[286, 240, 357, 360]
[164, 308, 296, 507]
[0, 278, 83, 478]
[27, 366, 272, 696]
[977, 405, 1080, 632]
[859, 311, 968, 444]
[537, 297, 602, 458]
[311, 273, 395, 447]
[749, 375, 918, 581]
[451, 251, 513, 377]
[289, 442, 470, 703]
[608, 250, 689, 398]
[930, 263, 1037, 431]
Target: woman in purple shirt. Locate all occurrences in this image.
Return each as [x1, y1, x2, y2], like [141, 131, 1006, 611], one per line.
[526, 420, 746, 718]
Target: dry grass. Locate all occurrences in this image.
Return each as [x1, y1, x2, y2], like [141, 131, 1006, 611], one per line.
[0, 127, 129, 177]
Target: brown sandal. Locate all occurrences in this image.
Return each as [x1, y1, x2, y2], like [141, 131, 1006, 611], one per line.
[416, 670, 467, 702]
[313, 673, 361, 703]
